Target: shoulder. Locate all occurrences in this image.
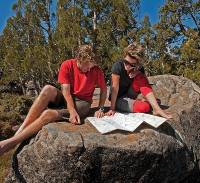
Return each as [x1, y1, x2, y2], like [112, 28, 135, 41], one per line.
[61, 59, 76, 67]
[111, 60, 124, 73]
[112, 60, 123, 68]
[60, 59, 77, 71]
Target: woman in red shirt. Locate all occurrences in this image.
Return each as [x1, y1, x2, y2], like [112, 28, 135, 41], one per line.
[107, 43, 172, 119]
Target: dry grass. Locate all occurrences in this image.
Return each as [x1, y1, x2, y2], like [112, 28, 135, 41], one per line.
[0, 150, 14, 183]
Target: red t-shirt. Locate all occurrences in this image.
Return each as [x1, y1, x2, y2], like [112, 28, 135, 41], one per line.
[58, 59, 106, 102]
[132, 72, 152, 96]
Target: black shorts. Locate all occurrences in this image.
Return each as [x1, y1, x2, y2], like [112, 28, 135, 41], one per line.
[48, 89, 91, 118]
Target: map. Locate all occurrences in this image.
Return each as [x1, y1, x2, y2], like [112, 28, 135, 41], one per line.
[86, 112, 167, 134]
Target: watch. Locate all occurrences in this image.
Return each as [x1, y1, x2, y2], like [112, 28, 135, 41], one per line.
[99, 106, 105, 112]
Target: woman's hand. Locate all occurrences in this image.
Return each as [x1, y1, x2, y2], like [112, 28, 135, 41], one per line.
[105, 109, 116, 116]
[94, 109, 105, 118]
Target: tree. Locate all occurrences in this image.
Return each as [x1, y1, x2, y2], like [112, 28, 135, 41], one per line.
[55, 0, 140, 78]
[144, 0, 200, 82]
[2, 0, 58, 91]
[87, 0, 140, 76]
[179, 29, 200, 85]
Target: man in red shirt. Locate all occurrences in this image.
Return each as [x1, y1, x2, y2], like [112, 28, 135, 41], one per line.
[0, 45, 107, 155]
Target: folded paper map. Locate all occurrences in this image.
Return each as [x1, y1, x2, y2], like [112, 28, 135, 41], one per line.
[86, 112, 167, 134]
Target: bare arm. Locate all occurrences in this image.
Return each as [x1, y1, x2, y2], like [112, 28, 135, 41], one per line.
[94, 87, 107, 118]
[106, 74, 120, 116]
[98, 88, 107, 108]
[61, 84, 80, 124]
[110, 74, 120, 110]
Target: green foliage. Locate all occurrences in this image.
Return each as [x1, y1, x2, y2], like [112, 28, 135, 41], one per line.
[0, 0, 140, 84]
[134, 0, 200, 86]
[0, 0, 200, 86]
[1, 0, 58, 89]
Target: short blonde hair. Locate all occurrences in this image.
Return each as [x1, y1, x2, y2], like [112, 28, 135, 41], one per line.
[75, 45, 96, 64]
[123, 42, 144, 63]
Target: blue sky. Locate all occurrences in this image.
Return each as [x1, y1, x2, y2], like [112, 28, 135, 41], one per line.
[0, 0, 165, 33]
[140, 0, 165, 24]
[0, 0, 17, 33]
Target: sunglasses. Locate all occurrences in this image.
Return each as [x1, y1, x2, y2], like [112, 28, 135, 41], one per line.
[123, 59, 138, 68]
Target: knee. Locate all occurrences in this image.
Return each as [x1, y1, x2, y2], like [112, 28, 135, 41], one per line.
[40, 85, 57, 99]
[132, 100, 151, 113]
[40, 109, 58, 123]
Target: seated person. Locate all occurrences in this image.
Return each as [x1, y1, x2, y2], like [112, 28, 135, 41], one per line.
[0, 44, 107, 156]
[107, 42, 172, 119]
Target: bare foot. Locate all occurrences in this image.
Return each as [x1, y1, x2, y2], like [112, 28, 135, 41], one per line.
[153, 109, 173, 119]
[0, 139, 16, 156]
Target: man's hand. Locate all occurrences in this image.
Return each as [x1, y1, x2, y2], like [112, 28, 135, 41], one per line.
[69, 109, 81, 125]
[94, 109, 105, 118]
[106, 109, 116, 116]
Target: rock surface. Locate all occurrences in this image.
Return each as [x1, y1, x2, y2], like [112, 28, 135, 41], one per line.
[5, 75, 200, 182]
[148, 75, 200, 171]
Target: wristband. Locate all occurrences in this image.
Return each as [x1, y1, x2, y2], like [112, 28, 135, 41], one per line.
[99, 106, 105, 112]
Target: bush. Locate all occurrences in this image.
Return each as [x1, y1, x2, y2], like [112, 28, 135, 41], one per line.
[0, 93, 33, 139]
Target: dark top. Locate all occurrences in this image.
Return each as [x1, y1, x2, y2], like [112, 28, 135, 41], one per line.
[109, 60, 145, 99]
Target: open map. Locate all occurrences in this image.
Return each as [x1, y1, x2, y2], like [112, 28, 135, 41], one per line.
[87, 112, 167, 134]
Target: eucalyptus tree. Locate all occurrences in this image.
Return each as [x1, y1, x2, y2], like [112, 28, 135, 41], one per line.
[55, 0, 140, 78]
[2, 0, 57, 91]
[150, 0, 200, 81]
[135, 16, 159, 75]
[55, 0, 87, 62]
[1, 0, 140, 87]
[85, 0, 140, 76]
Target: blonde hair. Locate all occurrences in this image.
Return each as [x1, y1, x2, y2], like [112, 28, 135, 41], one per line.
[123, 42, 144, 63]
[75, 45, 96, 64]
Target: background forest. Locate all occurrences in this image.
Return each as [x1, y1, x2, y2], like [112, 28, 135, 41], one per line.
[0, 0, 200, 92]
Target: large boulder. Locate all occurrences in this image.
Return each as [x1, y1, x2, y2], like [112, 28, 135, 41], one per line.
[5, 75, 200, 182]
[148, 75, 200, 169]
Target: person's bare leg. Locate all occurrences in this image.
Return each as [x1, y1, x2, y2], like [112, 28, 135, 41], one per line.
[15, 85, 58, 135]
[0, 109, 60, 155]
[145, 92, 173, 119]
